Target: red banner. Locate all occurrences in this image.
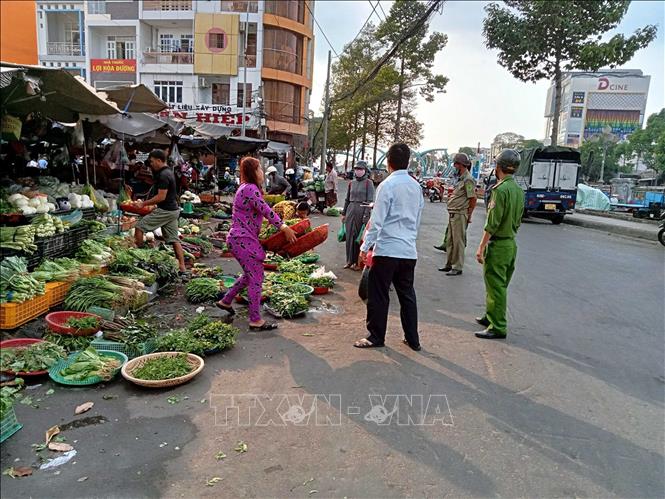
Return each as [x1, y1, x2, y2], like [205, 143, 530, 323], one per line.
[91, 59, 136, 73]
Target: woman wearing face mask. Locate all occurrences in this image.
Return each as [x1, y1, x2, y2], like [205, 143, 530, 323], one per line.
[342, 161, 375, 270]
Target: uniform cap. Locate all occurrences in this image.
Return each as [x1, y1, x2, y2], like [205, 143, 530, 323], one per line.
[266, 166, 278, 174]
[452, 153, 471, 167]
[285, 168, 295, 175]
[495, 149, 520, 173]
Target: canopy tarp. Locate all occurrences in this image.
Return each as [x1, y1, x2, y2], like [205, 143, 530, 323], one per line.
[265, 140, 291, 153]
[575, 183, 611, 211]
[516, 146, 581, 177]
[191, 122, 233, 139]
[1, 61, 120, 122]
[81, 112, 170, 138]
[103, 84, 168, 113]
[218, 136, 269, 155]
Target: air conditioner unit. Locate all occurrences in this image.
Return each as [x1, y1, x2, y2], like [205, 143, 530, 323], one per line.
[199, 77, 209, 88]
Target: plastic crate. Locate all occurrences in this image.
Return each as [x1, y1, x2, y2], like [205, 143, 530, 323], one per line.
[45, 281, 71, 307]
[0, 293, 49, 330]
[66, 225, 90, 249]
[90, 338, 157, 359]
[39, 232, 69, 260]
[0, 406, 22, 443]
[81, 208, 96, 220]
[0, 247, 42, 271]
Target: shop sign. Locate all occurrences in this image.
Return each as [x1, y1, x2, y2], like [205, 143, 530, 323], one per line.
[91, 59, 136, 73]
[160, 103, 258, 128]
[1, 114, 22, 140]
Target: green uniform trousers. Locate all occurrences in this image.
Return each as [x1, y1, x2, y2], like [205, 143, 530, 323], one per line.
[482, 238, 517, 335]
[445, 212, 468, 270]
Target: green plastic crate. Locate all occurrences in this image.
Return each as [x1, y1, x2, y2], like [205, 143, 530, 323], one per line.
[48, 350, 127, 386]
[0, 406, 22, 443]
[90, 339, 156, 359]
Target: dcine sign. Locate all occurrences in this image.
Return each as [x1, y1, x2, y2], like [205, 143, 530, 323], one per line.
[597, 77, 628, 91]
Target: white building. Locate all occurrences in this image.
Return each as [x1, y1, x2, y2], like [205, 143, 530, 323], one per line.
[35, 0, 315, 146]
[543, 69, 650, 147]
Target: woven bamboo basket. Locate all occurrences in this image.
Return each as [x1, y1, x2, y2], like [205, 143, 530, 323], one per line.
[121, 352, 204, 388]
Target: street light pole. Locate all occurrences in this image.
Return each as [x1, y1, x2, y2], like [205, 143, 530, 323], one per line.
[240, 9, 249, 137]
[321, 50, 332, 168]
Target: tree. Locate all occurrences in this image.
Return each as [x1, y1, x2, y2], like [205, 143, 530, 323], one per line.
[376, 0, 448, 141]
[459, 147, 476, 157]
[483, 1, 657, 146]
[580, 139, 625, 181]
[626, 109, 665, 173]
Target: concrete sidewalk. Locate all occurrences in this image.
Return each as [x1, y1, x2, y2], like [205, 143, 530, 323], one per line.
[564, 212, 660, 241]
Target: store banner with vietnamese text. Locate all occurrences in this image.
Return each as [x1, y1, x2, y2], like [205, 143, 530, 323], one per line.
[91, 59, 136, 73]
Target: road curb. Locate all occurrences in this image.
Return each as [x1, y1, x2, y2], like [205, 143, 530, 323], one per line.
[563, 215, 657, 242]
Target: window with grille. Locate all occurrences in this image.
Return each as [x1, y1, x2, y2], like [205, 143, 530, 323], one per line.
[208, 33, 226, 50]
[237, 83, 252, 108]
[154, 80, 183, 104]
[212, 83, 230, 105]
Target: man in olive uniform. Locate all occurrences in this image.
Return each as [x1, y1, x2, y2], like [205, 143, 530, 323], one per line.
[475, 149, 524, 339]
[438, 153, 477, 275]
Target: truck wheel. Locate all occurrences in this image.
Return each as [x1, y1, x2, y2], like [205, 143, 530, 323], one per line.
[551, 214, 564, 225]
[658, 228, 665, 247]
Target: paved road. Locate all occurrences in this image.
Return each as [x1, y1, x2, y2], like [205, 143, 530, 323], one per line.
[2, 199, 663, 498]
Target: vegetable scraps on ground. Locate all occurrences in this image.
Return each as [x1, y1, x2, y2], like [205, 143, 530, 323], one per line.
[0, 342, 66, 373]
[132, 354, 193, 381]
[58, 347, 121, 381]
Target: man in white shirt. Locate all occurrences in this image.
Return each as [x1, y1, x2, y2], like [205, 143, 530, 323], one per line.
[324, 161, 338, 207]
[354, 143, 425, 351]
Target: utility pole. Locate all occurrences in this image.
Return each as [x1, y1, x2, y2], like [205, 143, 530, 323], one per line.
[321, 50, 332, 168]
[241, 9, 249, 137]
[258, 84, 267, 140]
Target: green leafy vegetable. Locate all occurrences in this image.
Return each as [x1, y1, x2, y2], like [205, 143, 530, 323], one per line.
[132, 354, 192, 380]
[185, 278, 221, 303]
[66, 316, 100, 330]
[59, 347, 121, 381]
[0, 342, 66, 373]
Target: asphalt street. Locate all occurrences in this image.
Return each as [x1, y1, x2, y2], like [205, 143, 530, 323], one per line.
[1, 197, 663, 498]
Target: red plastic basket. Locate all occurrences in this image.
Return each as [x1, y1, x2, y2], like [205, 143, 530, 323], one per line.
[260, 219, 311, 252]
[312, 287, 330, 295]
[119, 203, 155, 216]
[283, 224, 329, 257]
[0, 338, 51, 376]
[45, 311, 101, 336]
[263, 263, 278, 271]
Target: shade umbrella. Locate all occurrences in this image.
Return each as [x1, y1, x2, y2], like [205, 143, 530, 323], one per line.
[102, 84, 168, 113]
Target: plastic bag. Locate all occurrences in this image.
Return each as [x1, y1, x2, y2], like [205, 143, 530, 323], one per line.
[337, 224, 346, 242]
[356, 223, 366, 245]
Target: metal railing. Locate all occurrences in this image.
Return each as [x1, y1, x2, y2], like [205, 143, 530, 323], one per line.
[88, 0, 106, 15]
[47, 42, 83, 56]
[142, 0, 192, 11]
[143, 51, 193, 64]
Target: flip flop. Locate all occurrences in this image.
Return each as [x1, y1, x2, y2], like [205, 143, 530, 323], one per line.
[249, 322, 279, 331]
[402, 339, 422, 351]
[343, 264, 352, 269]
[353, 338, 384, 348]
[215, 302, 236, 316]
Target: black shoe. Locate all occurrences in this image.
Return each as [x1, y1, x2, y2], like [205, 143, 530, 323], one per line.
[475, 316, 490, 327]
[433, 245, 446, 252]
[446, 269, 463, 276]
[438, 266, 452, 272]
[475, 329, 507, 340]
[402, 339, 422, 351]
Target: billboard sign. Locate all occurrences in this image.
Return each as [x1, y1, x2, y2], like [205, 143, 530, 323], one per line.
[160, 103, 258, 129]
[583, 109, 640, 140]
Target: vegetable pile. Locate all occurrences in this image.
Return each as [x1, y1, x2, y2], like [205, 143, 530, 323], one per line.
[0, 256, 45, 303]
[77, 239, 113, 265]
[0, 225, 37, 253]
[32, 259, 80, 282]
[109, 248, 178, 284]
[32, 213, 65, 238]
[258, 218, 299, 240]
[185, 278, 221, 303]
[156, 315, 239, 355]
[58, 347, 121, 381]
[269, 291, 309, 318]
[0, 383, 23, 421]
[132, 354, 193, 381]
[0, 342, 66, 373]
[64, 277, 122, 311]
[66, 316, 100, 330]
[183, 237, 213, 255]
[102, 316, 158, 355]
[43, 333, 92, 353]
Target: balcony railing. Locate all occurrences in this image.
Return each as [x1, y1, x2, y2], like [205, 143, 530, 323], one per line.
[88, 0, 106, 15]
[143, 0, 192, 11]
[143, 51, 193, 64]
[47, 42, 83, 56]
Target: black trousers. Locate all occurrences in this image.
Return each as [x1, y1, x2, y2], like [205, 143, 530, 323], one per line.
[366, 256, 419, 347]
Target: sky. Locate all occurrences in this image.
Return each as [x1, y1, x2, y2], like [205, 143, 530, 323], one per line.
[309, 0, 665, 153]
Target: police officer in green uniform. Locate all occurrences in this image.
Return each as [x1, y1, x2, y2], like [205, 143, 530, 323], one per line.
[475, 149, 524, 339]
[438, 153, 477, 275]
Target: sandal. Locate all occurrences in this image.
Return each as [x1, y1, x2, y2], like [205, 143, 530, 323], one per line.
[353, 338, 384, 348]
[249, 322, 279, 331]
[402, 339, 422, 351]
[350, 264, 361, 271]
[343, 264, 352, 269]
[216, 301, 235, 316]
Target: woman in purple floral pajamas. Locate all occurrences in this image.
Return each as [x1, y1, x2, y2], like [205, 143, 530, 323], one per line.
[217, 157, 296, 330]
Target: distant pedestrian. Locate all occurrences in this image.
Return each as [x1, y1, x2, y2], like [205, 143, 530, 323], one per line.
[475, 149, 524, 340]
[439, 153, 477, 275]
[266, 166, 290, 195]
[342, 161, 375, 270]
[324, 161, 338, 207]
[354, 143, 425, 351]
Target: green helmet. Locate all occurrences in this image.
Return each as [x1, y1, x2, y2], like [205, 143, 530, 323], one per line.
[495, 149, 520, 173]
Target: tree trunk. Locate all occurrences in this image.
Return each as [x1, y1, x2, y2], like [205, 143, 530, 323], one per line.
[550, 61, 562, 146]
[394, 56, 405, 142]
[351, 113, 359, 168]
[373, 101, 381, 168]
[361, 109, 368, 160]
[344, 144, 350, 172]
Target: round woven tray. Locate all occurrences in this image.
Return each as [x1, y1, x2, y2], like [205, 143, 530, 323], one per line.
[121, 352, 204, 388]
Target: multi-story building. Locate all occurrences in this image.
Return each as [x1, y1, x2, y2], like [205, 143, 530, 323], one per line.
[543, 69, 650, 147]
[34, 0, 314, 147]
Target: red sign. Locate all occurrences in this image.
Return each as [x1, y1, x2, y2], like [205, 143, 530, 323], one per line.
[91, 59, 136, 73]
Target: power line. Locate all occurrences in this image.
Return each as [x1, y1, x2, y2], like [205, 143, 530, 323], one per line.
[305, 2, 339, 58]
[370, 0, 385, 23]
[377, 1, 389, 21]
[331, 0, 444, 105]
[346, 0, 380, 50]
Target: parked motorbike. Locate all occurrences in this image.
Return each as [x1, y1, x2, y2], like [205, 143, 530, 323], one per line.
[424, 179, 443, 202]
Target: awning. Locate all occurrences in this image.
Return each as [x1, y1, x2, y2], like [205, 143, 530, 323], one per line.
[217, 136, 269, 155]
[81, 112, 170, 138]
[265, 140, 292, 153]
[191, 122, 233, 139]
[1, 61, 120, 122]
[103, 84, 168, 113]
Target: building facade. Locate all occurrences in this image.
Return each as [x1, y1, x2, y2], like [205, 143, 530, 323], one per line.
[1, 1, 38, 65]
[34, 0, 314, 146]
[543, 69, 650, 147]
